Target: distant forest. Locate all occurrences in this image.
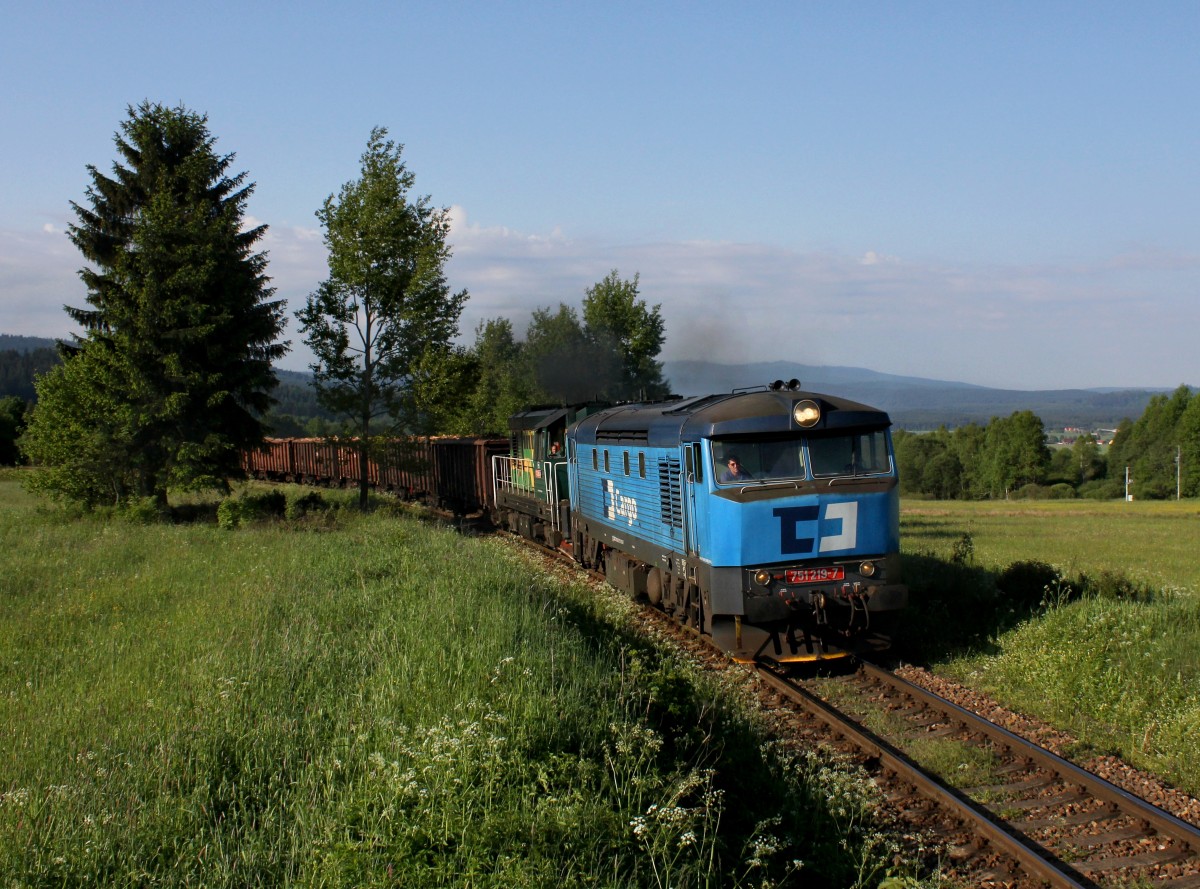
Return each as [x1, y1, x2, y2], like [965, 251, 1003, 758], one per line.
[0, 339, 332, 438]
[0, 345, 59, 402]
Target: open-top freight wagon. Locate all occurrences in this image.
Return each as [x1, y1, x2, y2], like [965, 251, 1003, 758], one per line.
[243, 437, 507, 515]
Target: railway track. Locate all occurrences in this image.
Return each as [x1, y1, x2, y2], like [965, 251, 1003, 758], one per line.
[753, 661, 1200, 888]
[506, 529, 1200, 887]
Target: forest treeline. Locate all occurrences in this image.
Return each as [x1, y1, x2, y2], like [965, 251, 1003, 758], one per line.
[896, 384, 1200, 501]
[5, 343, 1198, 500]
[9, 341, 1197, 501]
[0, 347, 58, 403]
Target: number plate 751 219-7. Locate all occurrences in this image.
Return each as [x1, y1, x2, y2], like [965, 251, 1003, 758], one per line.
[785, 566, 844, 584]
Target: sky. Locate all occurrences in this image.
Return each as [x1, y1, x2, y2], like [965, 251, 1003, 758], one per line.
[1, 1, 1197, 391]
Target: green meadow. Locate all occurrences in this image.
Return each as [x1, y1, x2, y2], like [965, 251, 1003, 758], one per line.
[0, 473, 921, 888]
[903, 499, 1200, 593]
[6, 471, 1195, 886]
[901, 499, 1200, 797]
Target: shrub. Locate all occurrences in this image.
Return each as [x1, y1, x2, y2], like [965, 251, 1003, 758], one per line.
[285, 490, 327, 520]
[996, 560, 1067, 610]
[1047, 483, 1077, 499]
[121, 496, 166, 524]
[1079, 569, 1158, 603]
[249, 489, 287, 518]
[950, 532, 974, 565]
[216, 496, 244, 530]
[217, 490, 288, 529]
[894, 552, 999, 659]
[1078, 478, 1120, 500]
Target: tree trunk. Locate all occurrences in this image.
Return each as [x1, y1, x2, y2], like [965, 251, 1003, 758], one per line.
[358, 435, 370, 511]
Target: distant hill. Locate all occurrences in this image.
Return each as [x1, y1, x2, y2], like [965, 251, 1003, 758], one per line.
[0, 338, 61, 402]
[662, 360, 1171, 430]
[0, 334, 60, 353]
[0, 335, 1177, 430]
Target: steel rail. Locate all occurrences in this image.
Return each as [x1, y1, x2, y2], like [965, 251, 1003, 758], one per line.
[753, 665, 1097, 889]
[860, 661, 1200, 854]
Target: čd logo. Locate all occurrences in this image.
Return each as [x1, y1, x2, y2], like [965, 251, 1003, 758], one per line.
[772, 502, 858, 554]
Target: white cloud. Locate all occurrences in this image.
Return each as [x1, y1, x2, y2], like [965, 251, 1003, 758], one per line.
[435, 224, 1200, 389]
[0, 227, 81, 337]
[3, 215, 1197, 391]
[859, 250, 899, 266]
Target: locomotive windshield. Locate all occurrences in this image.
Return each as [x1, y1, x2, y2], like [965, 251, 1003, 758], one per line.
[712, 438, 806, 484]
[712, 429, 891, 485]
[807, 429, 891, 477]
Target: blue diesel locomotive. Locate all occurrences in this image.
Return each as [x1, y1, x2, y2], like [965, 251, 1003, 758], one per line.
[493, 381, 908, 662]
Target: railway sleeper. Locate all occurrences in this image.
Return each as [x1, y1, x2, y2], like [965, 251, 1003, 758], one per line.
[968, 775, 1058, 796]
[1015, 805, 1123, 830]
[1069, 824, 1148, 847]
[1159, 874, 1200, 889]
[1002, 789, 1090, 810]
[1080, 845, 1191, 872]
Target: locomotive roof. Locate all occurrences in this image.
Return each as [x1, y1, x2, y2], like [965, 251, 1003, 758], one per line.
[570, 389, 892, 448]
[507, 401, 610, 432]
[508, 405, 570, 432]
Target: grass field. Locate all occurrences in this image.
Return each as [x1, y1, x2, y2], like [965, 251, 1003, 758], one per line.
[902, 499, 1200, 594]
[6, 469, 1195, 883]
[901, 498, 1200, 797]
[0, 473, 920, 888]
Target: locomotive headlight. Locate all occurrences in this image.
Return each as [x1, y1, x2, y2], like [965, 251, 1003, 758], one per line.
[753, 569, 772, 587]
[792, 400, 820, 428]
[859, 560, 877, 578]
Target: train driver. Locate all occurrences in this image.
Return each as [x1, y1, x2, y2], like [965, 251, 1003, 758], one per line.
[719, 454, 753, 483]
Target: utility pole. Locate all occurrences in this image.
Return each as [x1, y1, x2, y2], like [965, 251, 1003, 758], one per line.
[1178, 446, 1182, 501]
[1125, 465, 1132, 502]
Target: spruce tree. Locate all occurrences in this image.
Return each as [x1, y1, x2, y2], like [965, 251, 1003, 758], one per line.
[22, 102, 287, 507]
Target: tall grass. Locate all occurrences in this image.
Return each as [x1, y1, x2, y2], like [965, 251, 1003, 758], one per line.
[0, 476, 924, 887]
[942, 592, 1200, 796]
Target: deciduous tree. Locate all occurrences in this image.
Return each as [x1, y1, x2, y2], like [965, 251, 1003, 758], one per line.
[0, 396, 27, 466]
[296, 127, 468, 508]
[1070, 433, 1105, 485]
[1108, 385, 1193, 499]
[1178, 394, 1200, 497]
[581, 270, 668, 400]
[981, 411, 1050, 497]
[523, 304, 609, 404]
[518, 271, 669, 405]
[454, 319, 537, 435]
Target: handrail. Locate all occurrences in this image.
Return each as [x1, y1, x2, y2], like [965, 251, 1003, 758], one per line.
[492, 455, 569, 531]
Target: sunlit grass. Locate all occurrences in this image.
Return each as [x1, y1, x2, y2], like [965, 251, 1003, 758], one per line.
[902, 499, 1200, 594]
[0, 476, 933, 887]
[942, 593, 1200, 797]
[901, 497, 1200, 798]
[808, 678, 1005, 795]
